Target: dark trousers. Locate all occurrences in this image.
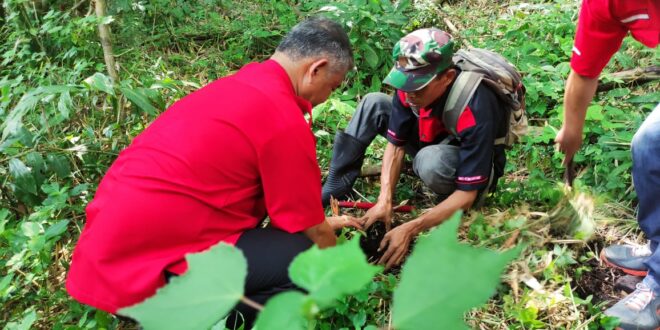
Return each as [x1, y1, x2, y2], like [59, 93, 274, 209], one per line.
[166, 227, 312, 329]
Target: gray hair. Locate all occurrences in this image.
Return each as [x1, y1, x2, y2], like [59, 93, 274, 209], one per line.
[276, 17, 354, 73]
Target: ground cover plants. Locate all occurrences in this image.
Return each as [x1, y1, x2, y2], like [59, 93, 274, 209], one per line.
[1, 0, 659, 328]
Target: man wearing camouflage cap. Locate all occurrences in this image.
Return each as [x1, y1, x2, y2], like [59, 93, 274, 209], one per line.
[322, 28, 509, 268]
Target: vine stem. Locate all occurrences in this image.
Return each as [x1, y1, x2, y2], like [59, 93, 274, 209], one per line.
[240, 296, 264, 311]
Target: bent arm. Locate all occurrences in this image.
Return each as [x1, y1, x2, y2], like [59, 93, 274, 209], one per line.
[563, 70, 599, 135]
[404, 189, 478, 235]
[557, 70, 599, 161]
[303, 221, 336, 248]
[377, 142, 406, 206]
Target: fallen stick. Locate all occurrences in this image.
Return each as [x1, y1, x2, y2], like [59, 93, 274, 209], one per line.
[338, 201, 414, 213]
[598, 66, 659, 92]
[442, 18, 472, 48]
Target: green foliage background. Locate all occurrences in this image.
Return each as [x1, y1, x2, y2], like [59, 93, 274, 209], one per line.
[0, 0, 658, 328]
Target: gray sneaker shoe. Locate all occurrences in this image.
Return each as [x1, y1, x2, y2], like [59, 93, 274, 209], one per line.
[604, 277, 660, 330]
[601, 243, 652, 276]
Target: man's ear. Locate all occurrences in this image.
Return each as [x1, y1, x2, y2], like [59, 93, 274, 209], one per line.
[444, 68, 457, 82]
[307, 58, 329, 78]
[439, 68, 457, 88]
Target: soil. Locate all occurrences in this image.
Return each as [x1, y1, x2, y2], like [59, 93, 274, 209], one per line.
[572, 258, 624, 308]
[570, 239, 640, 308]
[359, 221, 386, 262]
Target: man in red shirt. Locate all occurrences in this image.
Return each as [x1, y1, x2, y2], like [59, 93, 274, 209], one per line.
[66, 17, 360, 328]
[555, 0, 659, 328]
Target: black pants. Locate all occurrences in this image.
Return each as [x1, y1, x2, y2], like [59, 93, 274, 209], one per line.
[166, 228, 312, 329]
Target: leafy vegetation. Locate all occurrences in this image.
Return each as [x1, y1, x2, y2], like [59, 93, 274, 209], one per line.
[1, 0, 658, 328]
[121, 213, 516, 330]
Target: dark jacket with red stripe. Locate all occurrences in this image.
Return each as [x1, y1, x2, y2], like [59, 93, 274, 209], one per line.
[386, 80, 507, 191]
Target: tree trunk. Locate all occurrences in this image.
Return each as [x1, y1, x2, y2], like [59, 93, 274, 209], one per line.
[95, 0, 119, 82]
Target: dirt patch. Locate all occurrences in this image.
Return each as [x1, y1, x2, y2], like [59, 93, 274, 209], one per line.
[360, 221, 386, 262]
[569, 239, 641, 309]
[572, 258, 626, 308]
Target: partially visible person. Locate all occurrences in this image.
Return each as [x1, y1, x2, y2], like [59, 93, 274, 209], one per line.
[66, 17, 359, 328]
[322, 28, 511, 269]
[555, 1, 659, 328]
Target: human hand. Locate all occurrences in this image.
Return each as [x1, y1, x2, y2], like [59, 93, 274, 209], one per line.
[359, 201, 393, 231]
[555, 124, 583, 165]
[377, 222, 416, 269]
[326, 215, 363, 231]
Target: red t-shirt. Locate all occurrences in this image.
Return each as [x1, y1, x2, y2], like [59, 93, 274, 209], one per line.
[571, 0, 659, 78]
[66, 60, 325, 313]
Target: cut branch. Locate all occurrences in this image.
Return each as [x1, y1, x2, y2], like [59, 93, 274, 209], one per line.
[240, 296, 264, 311]
[598, 66, 659, 92]
[430, 5, 472, 48]
[442, 17, 472, 48]
[95, 0, 119, 82]
[70, 0, 89, 13]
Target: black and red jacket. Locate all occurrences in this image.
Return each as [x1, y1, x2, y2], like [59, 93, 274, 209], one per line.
[386, 78, 508, 191]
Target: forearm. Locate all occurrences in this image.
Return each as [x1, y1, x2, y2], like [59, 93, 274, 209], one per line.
[303, 221, 336, 248]
[377, 143, 406, 204]
[406, 189, 478, 235]
[563, 70, 599, 133]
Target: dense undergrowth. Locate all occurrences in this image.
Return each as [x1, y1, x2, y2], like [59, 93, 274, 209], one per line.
[1, 0, 658, 328]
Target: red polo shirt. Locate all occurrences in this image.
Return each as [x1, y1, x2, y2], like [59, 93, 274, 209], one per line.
[571, 0, 659, 78]
[66, 60, 325, 313]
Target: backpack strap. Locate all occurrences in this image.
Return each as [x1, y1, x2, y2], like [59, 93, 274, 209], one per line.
[443, 71, 483, 137]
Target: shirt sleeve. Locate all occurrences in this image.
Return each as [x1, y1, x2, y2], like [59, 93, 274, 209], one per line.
[386, 91, 416, 146]
[570, 0, 628, 78]
[455, 86, 499, 191]
[258, 125, 325, 233]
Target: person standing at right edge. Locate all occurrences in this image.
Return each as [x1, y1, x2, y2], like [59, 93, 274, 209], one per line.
[554, 0, 659, 328]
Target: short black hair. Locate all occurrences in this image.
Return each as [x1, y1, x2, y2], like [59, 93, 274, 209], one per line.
[276, 17, 354, 73]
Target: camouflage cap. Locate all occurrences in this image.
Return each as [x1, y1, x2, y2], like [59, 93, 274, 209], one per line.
[383, 28, 455, 92]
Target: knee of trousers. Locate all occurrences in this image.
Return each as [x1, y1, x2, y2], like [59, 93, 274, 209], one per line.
[413, 144, 460, 195]
[632, 122, 660, 165]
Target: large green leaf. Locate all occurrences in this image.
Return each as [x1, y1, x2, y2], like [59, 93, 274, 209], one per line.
[362, 44, 380, 69]
[84, 72, 115, 95]
[392, 212, 520, 330]
[3, 308, 37, 330]
[119, 243, 247, 330]
[8, 158, 37, 195]
[254, 291, 307, 330]
[57, 91, 73, 119]
[0, 209, 9, 234]
[46, 154, 71, 178]
[120, 86, 159, 116]
[44, 220, 70, 240]
[25, 152, 45, 187]
[0, 86, 68, 142]
[288, 237, 381, 308]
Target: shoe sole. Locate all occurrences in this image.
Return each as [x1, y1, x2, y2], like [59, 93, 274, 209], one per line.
[600, 250, 649, 277]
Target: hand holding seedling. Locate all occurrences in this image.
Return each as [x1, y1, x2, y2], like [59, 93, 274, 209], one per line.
[359, 200, 393, 231]
[378, 221, 416, 269]
[326, 215, 363, 231]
